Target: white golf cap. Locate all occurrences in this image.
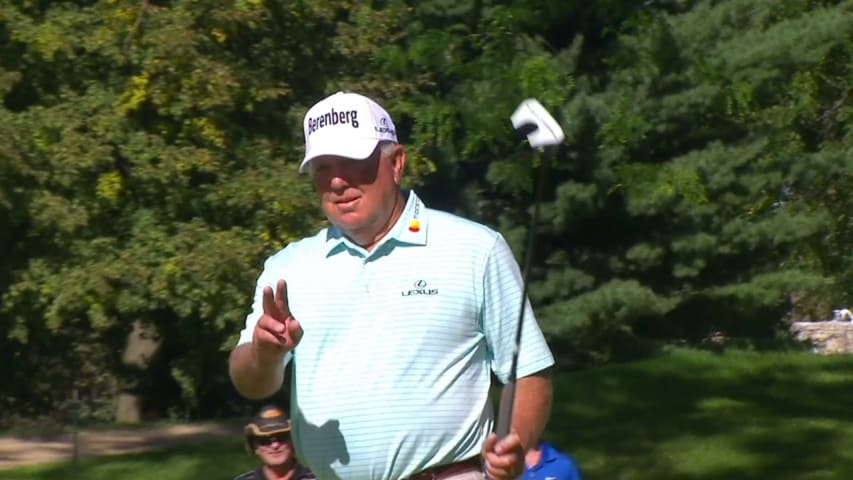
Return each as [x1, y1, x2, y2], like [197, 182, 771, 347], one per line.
[300, 91, 398, 173]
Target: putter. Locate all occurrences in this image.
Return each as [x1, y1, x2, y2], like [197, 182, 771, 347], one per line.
[495, 99, 565, 439]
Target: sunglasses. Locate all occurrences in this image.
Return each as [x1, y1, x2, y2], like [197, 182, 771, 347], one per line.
[254, 433, 290, 446]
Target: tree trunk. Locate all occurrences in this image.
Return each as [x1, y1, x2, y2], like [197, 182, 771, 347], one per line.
[115, 320, 162, 423]
[115, 392, 142, 424]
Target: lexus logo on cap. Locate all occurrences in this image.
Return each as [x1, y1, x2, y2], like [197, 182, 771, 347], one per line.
[375, 116, 396, 136]
[402, 279, 438, 297]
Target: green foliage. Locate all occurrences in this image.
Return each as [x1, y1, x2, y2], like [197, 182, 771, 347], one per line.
[540, 279, 674, 363]
[0, 0, 420, 422]
[399, 0, 852, 360]
[1, 0, 852, 423]
[533, 0, 852, 352]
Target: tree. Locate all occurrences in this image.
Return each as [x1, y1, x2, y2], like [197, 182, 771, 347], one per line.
[2, 0, 850, 422]
[382, 0, 853, 363]
[0, 0, 420, 422]
[532, 0, 853, 361]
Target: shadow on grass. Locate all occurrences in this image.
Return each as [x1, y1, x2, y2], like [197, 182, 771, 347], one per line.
[547, 349, 853, 480]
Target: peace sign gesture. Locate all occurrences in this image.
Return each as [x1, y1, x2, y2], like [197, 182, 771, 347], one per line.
[252, 279, 303, 362]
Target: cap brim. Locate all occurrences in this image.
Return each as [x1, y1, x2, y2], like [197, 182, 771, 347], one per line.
[245, 422, 291, 437]
[299, 138, 380, 173]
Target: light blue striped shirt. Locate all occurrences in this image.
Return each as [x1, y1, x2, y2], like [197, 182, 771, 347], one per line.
[238, 191, 555, 480]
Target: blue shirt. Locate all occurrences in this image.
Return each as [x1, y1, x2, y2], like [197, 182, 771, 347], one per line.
[525, 441, 582, 480]
[237, 191, 555, 480]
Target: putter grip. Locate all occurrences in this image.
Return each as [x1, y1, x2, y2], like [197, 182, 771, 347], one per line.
[495, 382, 516, 437]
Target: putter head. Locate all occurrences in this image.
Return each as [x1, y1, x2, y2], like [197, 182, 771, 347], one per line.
[511, 99, 565, 149]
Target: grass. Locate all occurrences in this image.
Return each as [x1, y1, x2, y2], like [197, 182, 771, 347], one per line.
[0, 417, 245, 438]
[0, 438, 255, 480]
[4, 347, 853, 479]
[549, 347, 853, 480]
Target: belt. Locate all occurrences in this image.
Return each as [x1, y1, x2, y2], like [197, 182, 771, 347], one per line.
[406, 457, 482, 480]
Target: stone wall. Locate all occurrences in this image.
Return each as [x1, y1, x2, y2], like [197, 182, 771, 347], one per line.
[790, 321, 853, 354]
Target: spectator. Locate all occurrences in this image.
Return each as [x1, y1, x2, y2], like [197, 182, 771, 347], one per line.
[524, 440, 582, 480]
[234, 404, 316, 480]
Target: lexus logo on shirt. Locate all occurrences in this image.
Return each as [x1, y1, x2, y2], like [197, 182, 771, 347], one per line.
[401, 279, 438, 296]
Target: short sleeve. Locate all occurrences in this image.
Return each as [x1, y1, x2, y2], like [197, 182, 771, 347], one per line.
[481, 234, 555, 383]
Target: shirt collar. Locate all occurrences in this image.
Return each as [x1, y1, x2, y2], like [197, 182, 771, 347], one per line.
[529, 442, 559, 471]
[324, 189, 428, 257]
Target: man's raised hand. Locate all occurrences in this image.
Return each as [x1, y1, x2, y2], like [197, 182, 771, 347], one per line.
[253, 279, 303, 361]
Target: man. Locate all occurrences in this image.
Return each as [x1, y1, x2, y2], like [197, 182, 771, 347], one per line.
[229, 91, 555, 480]
[235, 404, 316, 480]
[523, 440, 582, 480]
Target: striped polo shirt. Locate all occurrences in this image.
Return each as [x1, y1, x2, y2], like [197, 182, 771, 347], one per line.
[237, 190, 555, 480]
